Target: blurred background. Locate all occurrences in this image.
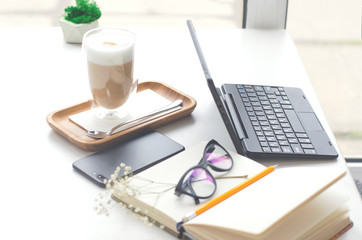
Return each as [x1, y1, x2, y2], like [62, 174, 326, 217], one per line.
[1, 0, 361, 157]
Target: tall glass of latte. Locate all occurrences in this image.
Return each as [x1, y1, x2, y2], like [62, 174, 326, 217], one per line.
[83, 28, 137, 120]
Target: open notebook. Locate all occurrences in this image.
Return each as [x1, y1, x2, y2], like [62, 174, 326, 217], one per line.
[112, 141, 352, 240]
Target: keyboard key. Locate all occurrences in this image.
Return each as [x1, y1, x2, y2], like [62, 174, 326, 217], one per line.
[271, 147, 282, 153]
[276, 135, 286, 140]
[251, 121, 259, 126]
[264, 86, 273, 93]
[258, 136, 266, 141]
[246, 88, 255, 93]
[254, 126, 261, 131]
[256, 131, 264, 136]
[299, 138, 311, 144]
[254, 86, 264, 91]
[258, 116, 267, 121]
[301, 144, 314, 149]
[291, 144, 303, 154]
[274, 130, 284, 135]
[262, 147, 271, 152]
[266, 137, 276, 141]
[282, 105, 294, 110]
[269, 142, 279, 147]
[271, 125, 281, 130]
[260, 121, 269, 126]
[264, 131, 274, 136]
[279, 100, 291, 105]
[304, 149, 317, 154]
[262, 126, 272, 131]
[286, 133, 296, 138]
[281, 123, 291, 128]
[244, 102, 251, 107]
[279, 140, 289, 146]
[283, 128, 293, 133]
[267, 115, 277, 120]
[288, 138, 298, 144]
[258, 96, 268, 101]
[281, 146, 293, 153]
[260, 141, 268, 147]
[269, 120, 279, 125]
[296, 133, 308, 138]
[279, 118, 288, 123]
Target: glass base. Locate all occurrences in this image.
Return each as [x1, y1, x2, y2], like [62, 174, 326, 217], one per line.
[90, 79, 138, 122]
[91, 103, 129, 122]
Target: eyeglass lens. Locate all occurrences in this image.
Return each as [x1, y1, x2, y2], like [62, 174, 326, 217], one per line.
[183, 168, 215, 198]
[205, 143, 233, 170]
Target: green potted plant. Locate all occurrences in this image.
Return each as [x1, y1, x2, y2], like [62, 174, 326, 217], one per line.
[60, 0, 102, 43]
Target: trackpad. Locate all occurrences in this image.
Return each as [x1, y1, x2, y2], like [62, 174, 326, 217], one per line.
[299, 112, 324, 131]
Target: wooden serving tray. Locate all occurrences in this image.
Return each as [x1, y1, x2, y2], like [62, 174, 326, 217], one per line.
[46, 81, 197, 151]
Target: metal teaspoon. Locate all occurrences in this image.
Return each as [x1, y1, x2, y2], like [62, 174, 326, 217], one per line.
[86, 99, 183, 139]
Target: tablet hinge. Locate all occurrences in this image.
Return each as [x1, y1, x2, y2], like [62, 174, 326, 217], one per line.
[223, 94, 246, 140]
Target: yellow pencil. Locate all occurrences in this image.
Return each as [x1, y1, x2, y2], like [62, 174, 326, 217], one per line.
[181, 165, 277, 223]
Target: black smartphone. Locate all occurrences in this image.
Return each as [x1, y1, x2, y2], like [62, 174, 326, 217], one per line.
[73, 131, 184, 187]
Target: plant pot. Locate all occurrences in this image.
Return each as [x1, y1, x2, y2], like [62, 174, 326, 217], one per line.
[60, 17, 99, 44]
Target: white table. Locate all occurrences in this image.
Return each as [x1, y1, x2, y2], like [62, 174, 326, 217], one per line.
[0, 27, 361, 239]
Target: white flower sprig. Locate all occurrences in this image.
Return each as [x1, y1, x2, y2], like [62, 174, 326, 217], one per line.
[94, 162, 248, 229]
[94, 162, 174, 229]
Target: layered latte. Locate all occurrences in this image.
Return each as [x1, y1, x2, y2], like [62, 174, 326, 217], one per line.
[84, 29, 136, 110]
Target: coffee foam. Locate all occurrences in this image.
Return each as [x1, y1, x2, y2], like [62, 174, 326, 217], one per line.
[85, 30, 135, 66]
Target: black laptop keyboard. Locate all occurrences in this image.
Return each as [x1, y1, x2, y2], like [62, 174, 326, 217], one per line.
[237, 84, 317, 155]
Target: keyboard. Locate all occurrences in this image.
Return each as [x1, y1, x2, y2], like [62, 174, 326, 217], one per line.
[236, 84, 317, 155]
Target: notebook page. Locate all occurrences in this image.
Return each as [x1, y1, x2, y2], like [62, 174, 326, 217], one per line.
[185, 165, 346, 238]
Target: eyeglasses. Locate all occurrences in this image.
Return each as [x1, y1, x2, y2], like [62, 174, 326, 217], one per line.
[174, 140, 234, 204]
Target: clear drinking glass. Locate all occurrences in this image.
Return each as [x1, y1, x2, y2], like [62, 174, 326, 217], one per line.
[83, 28, 137, 121]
